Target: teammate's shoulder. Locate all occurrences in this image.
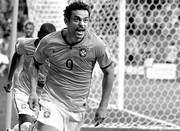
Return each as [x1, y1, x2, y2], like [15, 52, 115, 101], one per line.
[16, 38, 37, 49]
[17, 37, 36, 43]
[43, 31, 60, 39]
[41, 31, 62, 44]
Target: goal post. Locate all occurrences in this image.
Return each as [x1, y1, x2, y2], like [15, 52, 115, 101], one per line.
[117, 0, 126, 110]
[5, 0, 19, 130]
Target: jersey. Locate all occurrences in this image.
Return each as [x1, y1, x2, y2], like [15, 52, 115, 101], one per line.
[14, 38, 48, 94]
[34, 29, 112, 112]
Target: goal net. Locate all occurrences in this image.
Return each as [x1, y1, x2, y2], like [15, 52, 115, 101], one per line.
[27, 0, 180, 130]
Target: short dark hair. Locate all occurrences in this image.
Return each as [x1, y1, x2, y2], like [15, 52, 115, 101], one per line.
[24, 20, 34, 28]
[64, 1, 90, 20]
[37, 23, 56, 39]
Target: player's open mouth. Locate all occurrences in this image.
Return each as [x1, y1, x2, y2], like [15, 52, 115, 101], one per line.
[76, 30, 85, 35]
[77, 30, 84, 33]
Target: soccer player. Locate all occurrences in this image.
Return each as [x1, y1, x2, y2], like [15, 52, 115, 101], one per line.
[28, 1, 114, 131]
[4, 23, 56, 131]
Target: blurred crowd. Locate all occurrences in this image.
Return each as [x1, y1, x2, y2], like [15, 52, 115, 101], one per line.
[0, 0, 30, 76]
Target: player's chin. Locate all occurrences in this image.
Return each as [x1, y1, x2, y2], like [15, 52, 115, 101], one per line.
[75, 34, 85, 41]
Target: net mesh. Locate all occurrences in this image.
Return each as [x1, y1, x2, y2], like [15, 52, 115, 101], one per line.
[26, 0, 67, 36]
[123, 0, 180, 129]
[74, 0, 180, 129]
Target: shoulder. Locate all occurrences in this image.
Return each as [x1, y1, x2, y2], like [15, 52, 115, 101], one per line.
[87, 30, 106, 51]
[42, 31, 61, 41]
[16, 38, 37, 51]
[88, 30, 105, 47]
[17, 37, 36, 45]
[39, 31, 63, 47]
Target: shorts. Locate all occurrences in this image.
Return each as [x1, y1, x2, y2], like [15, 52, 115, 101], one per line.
[37, 99, 85, 131]
[14, 89, 37, 118]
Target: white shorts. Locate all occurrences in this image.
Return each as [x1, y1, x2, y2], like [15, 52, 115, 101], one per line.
[37, 99, 85, 131]
[13, 89, 37, 118]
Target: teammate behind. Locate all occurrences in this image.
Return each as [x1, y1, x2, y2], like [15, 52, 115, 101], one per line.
[4, 23, 56, 131]
[28, 1, 114, 131]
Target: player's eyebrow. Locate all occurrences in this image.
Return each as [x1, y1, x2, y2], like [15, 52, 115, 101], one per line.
[74, 15, 88, 19]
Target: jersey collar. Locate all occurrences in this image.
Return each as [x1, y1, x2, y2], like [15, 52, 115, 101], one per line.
[61, 28, 87, 48]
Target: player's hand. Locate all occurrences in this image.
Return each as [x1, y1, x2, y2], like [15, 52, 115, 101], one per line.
[94, 106, 107, 127]
[28, 92, 39, 111]
[4, 81, 12, 93]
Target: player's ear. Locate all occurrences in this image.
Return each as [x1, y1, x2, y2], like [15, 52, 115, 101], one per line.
[64, 17, 69, 25]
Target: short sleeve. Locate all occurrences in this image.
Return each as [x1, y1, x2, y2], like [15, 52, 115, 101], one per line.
[96, 43, 112, 69]
[33, 38, 49, 64]
[15, 40, 25, 55]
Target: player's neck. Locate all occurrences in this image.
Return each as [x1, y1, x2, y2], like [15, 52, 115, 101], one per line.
[62, 29, 85, 45]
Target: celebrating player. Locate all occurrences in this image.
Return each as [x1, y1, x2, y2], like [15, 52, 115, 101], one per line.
[28, 1, 114, 131]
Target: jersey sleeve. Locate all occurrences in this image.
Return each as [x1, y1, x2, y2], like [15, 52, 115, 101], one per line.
[96, 42, 112, 69]
[15, 39, 25, 55]
[33, 37, 49, 64]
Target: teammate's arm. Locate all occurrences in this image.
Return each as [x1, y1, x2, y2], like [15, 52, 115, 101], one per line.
[94, 64, 114, 126]
[28, 57, 42, 111]
[7, 52, 22, 81]
[4, 52, 22, 92]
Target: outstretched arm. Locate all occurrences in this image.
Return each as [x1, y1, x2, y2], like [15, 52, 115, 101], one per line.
[94, 64, 114, 126]
[4, 52, 22, 92]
